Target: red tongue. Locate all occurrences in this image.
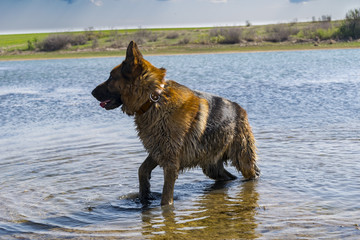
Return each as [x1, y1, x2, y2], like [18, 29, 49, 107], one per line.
[100, 100, 111, 108]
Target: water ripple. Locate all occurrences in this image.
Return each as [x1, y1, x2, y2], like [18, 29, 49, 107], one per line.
[1, 50, 360, 239]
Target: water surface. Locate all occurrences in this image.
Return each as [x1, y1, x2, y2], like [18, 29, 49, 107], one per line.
[1, 49, 360, 239]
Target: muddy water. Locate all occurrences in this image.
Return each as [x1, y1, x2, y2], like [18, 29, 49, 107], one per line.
[1, 49, 360, 239]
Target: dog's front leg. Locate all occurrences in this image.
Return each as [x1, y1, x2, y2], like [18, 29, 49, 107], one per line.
[138, 155, 158, 203]
[161, 166, 179, 205]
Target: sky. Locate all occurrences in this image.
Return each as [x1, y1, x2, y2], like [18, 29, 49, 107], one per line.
[0, 0, 359, 34]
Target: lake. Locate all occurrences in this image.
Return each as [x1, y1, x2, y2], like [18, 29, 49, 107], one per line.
[0, 49, 360, 239]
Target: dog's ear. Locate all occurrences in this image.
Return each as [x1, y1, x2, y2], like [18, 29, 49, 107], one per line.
[125, 41, 143, 66]
[122, 41, 143, 77]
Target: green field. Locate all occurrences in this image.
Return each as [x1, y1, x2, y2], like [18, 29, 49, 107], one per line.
[0, 33, 49, 50]
[1, 20, 360, 61]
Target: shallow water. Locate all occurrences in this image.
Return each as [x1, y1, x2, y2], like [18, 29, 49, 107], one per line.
[0, 49, 360, 239]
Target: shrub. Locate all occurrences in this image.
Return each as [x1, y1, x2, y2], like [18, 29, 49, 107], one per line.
[38, 35, 70, 51]
[133, 29, 152, 44]
[148, 33, 159, 42]
[178, 37, 190, 45]
[110, 39, 126, 48]
[92, 38, 99, 49]
[166, 32, 180, 39]
[264, 24, 299, 42]
[293, 22, 338, 41]
[295, 30, 305, 39]
[83, 27, 105, 41]
[27, 40, 35, 50]
[210, 27, 242, 44]
[314, 28, 337, 40]
[27, 38, 37, 50]
[70, 34, 87, 45]
[339, 8, 360, 40]
[209, 28, 223, 37]
[243, 29, 257, 42]
[38, 34, 88, 51]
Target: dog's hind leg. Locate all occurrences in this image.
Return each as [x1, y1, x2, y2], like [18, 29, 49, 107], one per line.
[139, 155, 158, 203]
[202, 160, 237, 181]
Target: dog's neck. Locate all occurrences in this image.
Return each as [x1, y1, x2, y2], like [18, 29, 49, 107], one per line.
[136, 84, 165, 115]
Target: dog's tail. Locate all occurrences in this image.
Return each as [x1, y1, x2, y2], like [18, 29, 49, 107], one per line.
[230, 116, 260, 180]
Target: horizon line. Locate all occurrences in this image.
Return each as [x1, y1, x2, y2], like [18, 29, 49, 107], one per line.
[0, 17, 345, 35]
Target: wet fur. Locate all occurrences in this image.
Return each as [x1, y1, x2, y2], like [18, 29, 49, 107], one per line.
[92, 41, 259, 205]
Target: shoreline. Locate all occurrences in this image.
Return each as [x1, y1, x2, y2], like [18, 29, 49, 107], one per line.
[1, 43, 360, 62]
[2, 18, 360, 62]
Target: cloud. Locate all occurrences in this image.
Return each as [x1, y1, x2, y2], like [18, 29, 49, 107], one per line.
[211, 0, 227, 3]
[90, 0, 103, 6]
[289, 0, 310, 3]
[60, 0, 103, 7]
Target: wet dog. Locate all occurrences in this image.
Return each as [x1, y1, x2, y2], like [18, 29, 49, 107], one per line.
[92, 41, 259, 205]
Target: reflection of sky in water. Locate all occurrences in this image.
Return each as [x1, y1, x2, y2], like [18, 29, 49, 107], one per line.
[0, 49, 360, 239]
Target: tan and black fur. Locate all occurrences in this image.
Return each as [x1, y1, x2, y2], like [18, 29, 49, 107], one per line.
[92, 41, 259, 205]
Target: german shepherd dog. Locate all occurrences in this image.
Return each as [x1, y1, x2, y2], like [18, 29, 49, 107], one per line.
[92, 41, 259, 205]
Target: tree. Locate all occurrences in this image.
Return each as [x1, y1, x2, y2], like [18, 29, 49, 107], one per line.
[339, 8, 360, 40]
[27, 38, 38, 51]
[320, 15, 331, 22]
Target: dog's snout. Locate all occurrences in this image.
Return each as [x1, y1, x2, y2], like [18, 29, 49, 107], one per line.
[91, 84, 105, 101]
[91, 87, 98, 98]
[91, 87, 99, 99]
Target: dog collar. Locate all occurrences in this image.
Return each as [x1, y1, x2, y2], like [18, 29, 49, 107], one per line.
[136, 84, 164, 115]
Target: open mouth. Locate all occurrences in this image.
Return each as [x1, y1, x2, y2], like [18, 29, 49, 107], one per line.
[91, 86, 122, 110]
[98, 98, 122, 110]
[100, 99, 111, 108]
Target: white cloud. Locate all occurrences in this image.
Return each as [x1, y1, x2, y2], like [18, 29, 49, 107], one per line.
[90, 0, 103, 6]
[211, 0, 227, 3]
[290, 0, 310, 3]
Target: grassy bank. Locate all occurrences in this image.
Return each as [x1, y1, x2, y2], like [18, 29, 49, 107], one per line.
[1, 19, 360, 61]
[2, 41, 360, 61]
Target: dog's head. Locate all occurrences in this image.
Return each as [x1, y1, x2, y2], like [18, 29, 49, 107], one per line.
[92, 41, 166, 115]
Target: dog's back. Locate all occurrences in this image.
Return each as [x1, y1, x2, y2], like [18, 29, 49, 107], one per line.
[136, 80, 259, 179]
